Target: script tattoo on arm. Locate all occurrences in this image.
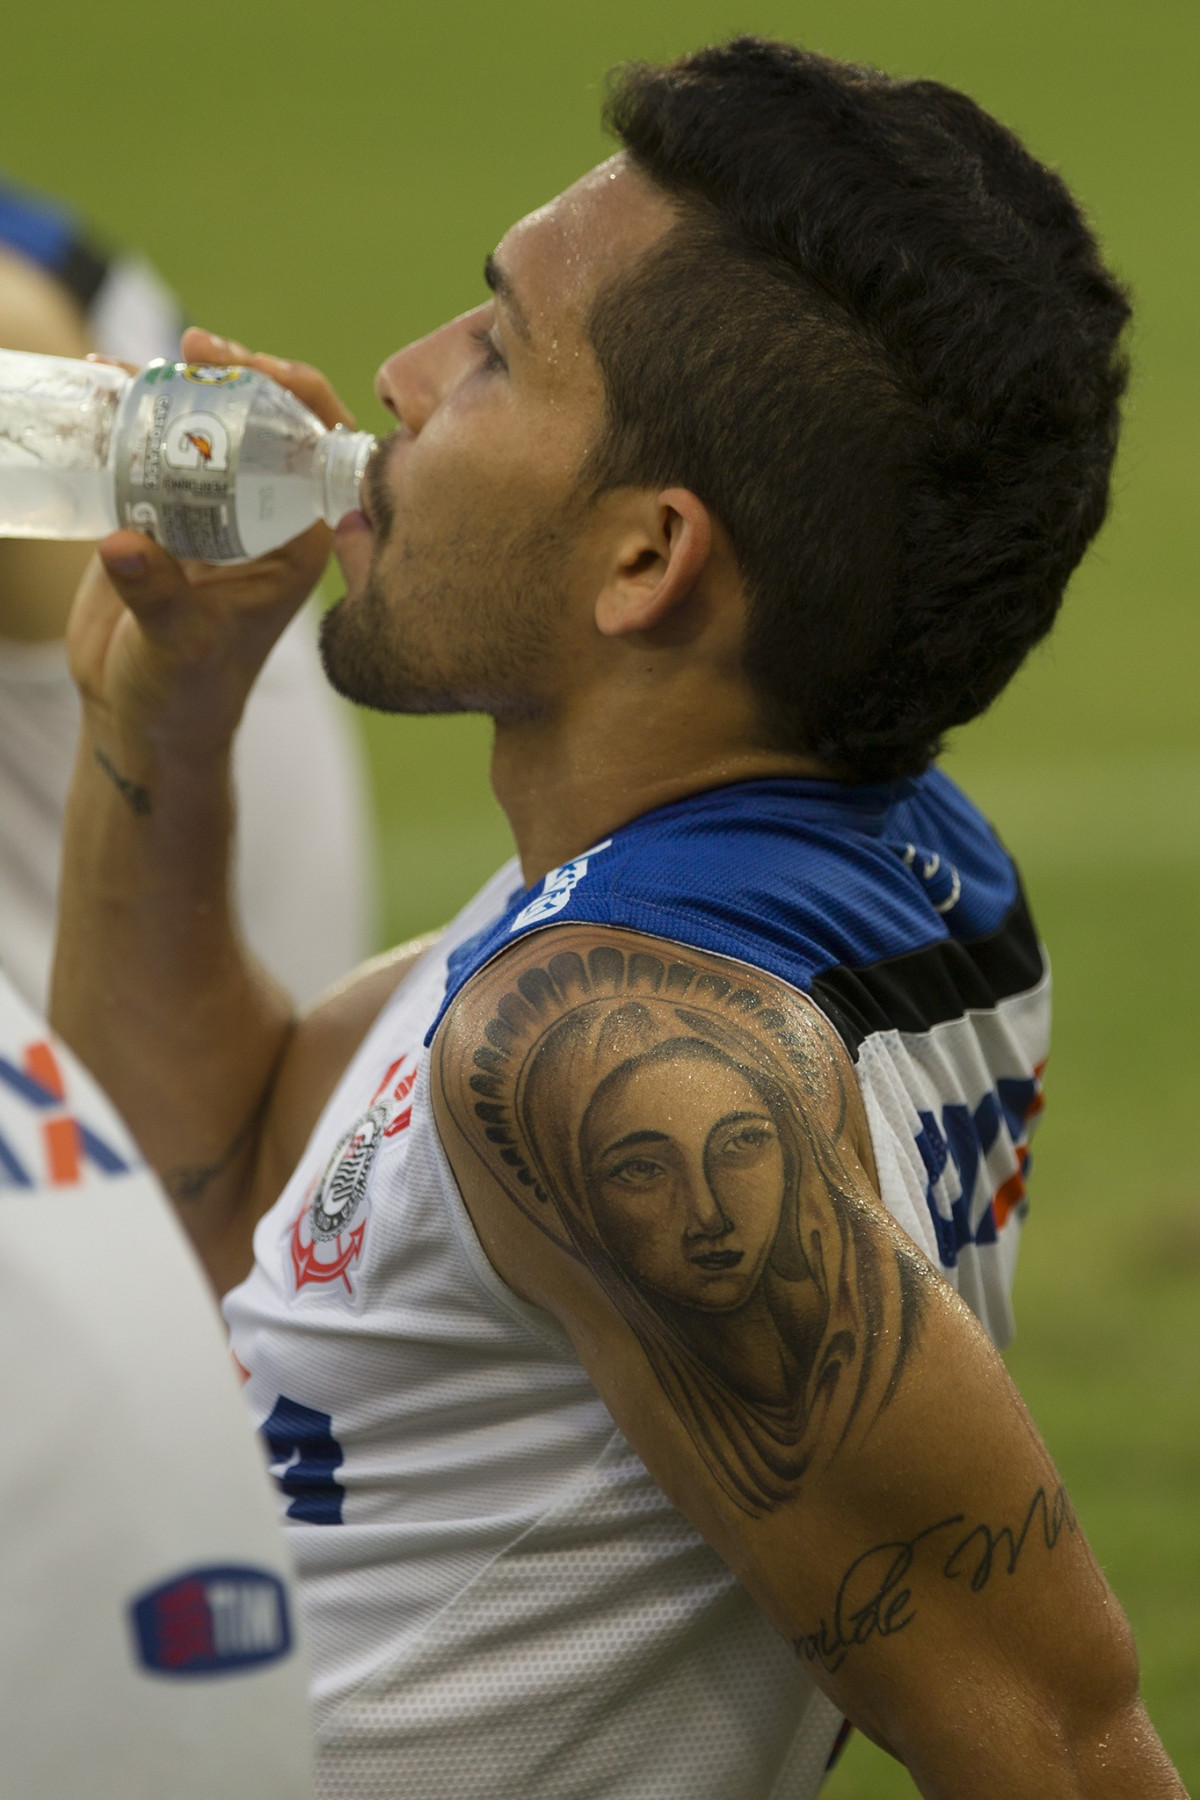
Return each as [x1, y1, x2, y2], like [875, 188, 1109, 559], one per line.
[93, 746, 152, 816]
[795, 1483, 1078, 1674]
[436, 936, 930, 1516]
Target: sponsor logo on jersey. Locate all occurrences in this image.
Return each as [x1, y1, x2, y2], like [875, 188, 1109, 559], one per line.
[287, 1054, 418, 1299]
[130, 1565, 292, 1676]
[509, 837, 613, 932]
[900, 842, 962, 915]
[0, 1038, 132, 1191]
[915, 1063, 1046, 1266]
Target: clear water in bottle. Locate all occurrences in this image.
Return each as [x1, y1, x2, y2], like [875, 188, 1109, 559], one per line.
[0, 350, 375, 562]
[0, 351, 127, 537]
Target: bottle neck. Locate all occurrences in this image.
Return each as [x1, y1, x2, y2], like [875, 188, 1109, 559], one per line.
[316, 427, 376, 527]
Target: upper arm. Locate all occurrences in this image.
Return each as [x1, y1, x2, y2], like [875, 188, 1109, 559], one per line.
[432, 924, 1147, 1795]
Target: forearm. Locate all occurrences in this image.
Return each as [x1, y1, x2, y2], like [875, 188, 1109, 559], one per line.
[896, 1687, 1186, 1799]
[50, 703, 294, 1281]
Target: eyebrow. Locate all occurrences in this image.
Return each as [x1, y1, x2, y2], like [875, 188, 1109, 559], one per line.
[483, 253, 533, 346]
[600, 1130, 671, 1158]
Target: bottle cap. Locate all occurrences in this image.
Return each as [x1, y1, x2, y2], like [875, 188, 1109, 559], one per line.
[320, 427, 377, 527]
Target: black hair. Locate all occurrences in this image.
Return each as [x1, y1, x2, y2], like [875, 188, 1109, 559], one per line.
[586, 38, 1131, 780]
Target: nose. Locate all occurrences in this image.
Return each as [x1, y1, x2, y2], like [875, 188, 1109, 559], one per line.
[375, 302, 491, 435]
[682, 1169, 732, 1243]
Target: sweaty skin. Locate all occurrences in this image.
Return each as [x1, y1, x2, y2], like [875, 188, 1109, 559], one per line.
[48, 155, 1187, 1799]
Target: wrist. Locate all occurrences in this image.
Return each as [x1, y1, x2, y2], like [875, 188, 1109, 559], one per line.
[76, 650, 251, 765]
[68, 531, 311, 761]
[78, 699, 235, 817]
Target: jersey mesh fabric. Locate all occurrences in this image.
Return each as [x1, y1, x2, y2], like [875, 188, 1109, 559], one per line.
[225, 773, 1048, 1797]
[226, 864, 842, 1797]
[315, 1433, 843, 1799]
[431, 770, 1021, 1039]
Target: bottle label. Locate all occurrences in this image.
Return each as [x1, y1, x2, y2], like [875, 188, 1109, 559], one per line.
[114, 362, 256, 561]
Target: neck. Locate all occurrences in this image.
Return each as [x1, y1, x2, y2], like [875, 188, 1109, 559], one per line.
[491, 673, 828, 886]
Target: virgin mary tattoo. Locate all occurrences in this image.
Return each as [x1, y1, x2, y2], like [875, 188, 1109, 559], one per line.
[437, 938, 927, 1517]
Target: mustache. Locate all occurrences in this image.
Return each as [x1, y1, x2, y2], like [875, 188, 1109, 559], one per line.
[363, 430, 399, 535]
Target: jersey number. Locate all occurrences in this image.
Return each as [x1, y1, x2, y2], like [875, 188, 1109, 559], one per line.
[261, 1394, 345, 1525]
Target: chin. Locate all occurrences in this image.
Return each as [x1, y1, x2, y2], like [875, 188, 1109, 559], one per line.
[653, 1278, 754, 1315]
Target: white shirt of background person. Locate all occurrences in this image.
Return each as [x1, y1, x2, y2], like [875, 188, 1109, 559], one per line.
[0, 968, 316, 1798]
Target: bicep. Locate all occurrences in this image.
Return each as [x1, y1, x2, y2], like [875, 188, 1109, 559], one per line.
[432, 925, 1137, 1790]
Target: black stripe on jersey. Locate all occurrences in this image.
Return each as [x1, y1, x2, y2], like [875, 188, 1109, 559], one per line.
[810, 883, 1045, 1057]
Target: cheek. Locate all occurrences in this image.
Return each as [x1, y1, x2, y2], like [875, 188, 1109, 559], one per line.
[593, 1183, 680, 1271]
[710, 1145, 786, 1230]
[410, 386, 582, 533]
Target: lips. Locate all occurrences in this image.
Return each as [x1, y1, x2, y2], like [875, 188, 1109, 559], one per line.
[689, 1249, 744, 1272]
[333, 509, 372, 551]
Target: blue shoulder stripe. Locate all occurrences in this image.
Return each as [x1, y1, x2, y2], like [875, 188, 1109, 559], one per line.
[428, 771, 1029, 1046]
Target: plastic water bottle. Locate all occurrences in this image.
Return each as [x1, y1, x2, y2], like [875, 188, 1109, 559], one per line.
[0, 349, 376, 563]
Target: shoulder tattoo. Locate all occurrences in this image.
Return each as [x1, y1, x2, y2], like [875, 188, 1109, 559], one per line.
[435, 934, 930, 1516]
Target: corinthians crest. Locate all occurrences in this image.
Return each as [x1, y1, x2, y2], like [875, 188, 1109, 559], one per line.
[314, 1103, 388, 1242]
[289, 1105, 386, 1296]
[287, 1053, 418, 1299]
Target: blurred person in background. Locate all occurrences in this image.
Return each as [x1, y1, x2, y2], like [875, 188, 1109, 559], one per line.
[0, 176, 376, 1011]
[0, 189, 327, 1785]
[47, 39, 1187, 1800]
[0, 959, 317, 1797]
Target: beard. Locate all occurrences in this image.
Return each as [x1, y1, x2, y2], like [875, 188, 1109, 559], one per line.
[320, 433, 577, 722]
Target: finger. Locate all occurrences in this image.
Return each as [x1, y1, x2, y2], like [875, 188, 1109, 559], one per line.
[179, 327, 356, 432]
[249, 353, 357, 431]
[96, 530, 190, 626]
[180, 326, 244, 365]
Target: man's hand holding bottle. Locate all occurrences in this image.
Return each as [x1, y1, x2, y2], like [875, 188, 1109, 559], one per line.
[70, 327, 357, 758]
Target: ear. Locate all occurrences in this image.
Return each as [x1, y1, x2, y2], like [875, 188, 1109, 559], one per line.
[594, 488, 714, 638]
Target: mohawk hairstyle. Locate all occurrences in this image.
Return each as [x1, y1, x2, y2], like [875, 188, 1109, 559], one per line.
[585, 38, 1131, 780]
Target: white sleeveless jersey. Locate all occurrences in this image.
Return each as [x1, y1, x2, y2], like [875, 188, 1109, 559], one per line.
[224, 772, 1049, 1800]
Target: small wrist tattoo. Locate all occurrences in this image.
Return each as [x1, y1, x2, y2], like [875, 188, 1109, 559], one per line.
[94, 747, 152, 817]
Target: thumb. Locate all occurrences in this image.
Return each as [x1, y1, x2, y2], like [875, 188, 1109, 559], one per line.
[95, 530, 190, 629]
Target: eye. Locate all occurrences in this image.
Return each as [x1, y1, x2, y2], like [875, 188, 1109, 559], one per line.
[470, 324, 507, 374]
[713, 1121, 775, 1163]
[603, 1155, 665, 1188]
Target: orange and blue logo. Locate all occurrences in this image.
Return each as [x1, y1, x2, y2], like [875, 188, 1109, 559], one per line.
[0, 1039, 131, 1189]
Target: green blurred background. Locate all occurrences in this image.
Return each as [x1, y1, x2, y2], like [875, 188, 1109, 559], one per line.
[4, 0, 1197, 1788]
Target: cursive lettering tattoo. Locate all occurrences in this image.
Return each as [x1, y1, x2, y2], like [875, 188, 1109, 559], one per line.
[437, 931, 930, 1516]
[795, 1483, 1077, 1673]
[795, 1515, 964, 1673]
[94, 746, 151, 816]
[943, 1481, 1077, 1591]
